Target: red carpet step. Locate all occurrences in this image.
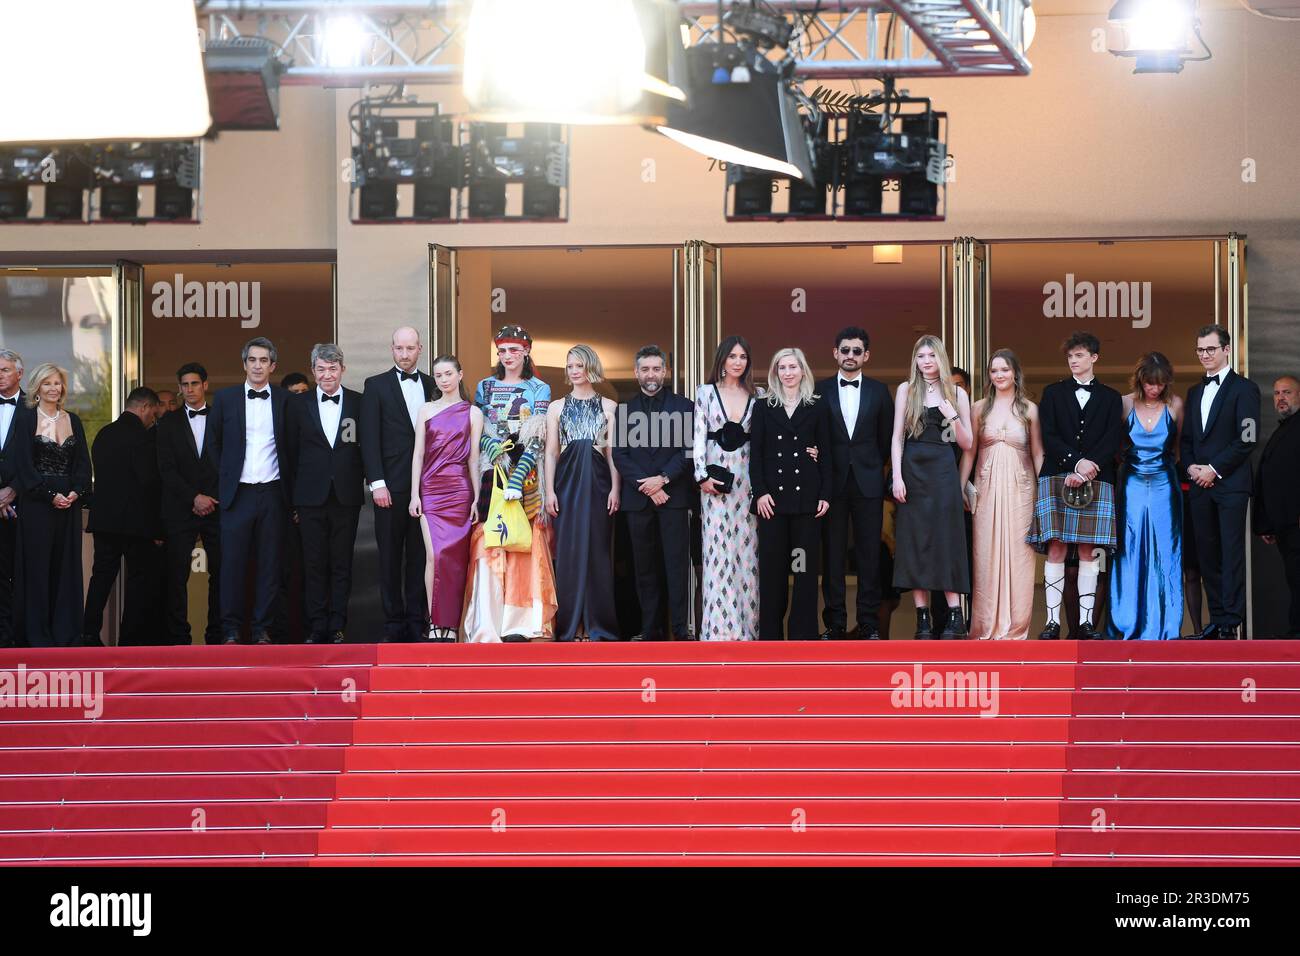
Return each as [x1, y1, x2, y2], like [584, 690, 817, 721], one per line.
[1, 641, 1297, 865]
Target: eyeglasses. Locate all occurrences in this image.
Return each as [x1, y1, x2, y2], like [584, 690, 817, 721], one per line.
[838, 346, 865, 356]
[1195, 346, 1223, 356]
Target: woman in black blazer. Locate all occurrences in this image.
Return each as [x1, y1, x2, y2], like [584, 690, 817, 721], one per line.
[14, 363, 92, 647]
[750, 348, 832, 640]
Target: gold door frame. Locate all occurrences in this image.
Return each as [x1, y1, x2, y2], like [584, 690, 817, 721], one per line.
[428, 243, 456, 367]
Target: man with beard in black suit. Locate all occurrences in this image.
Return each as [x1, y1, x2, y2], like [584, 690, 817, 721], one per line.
[1254, 375, 1300, 637]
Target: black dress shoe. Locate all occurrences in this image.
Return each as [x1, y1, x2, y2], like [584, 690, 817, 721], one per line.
[1184, 623, 1220, 641]
[1038, 621, 1061, 641]
[1220, 626, 1239, 640]
[305, 633, 327, 645]
[252, 630, 271, 645]
[914, 608, 935, 640]
[1076, 623, 1102, 641]
[818, 627, 846, 641]
[673, 632, 697, 642]
[853, 625, 881, 641]
[222, 633, 240, 645]
[939, 607, 968, 640]
[501, 633, 529, 643]
[630, 632, 663, 642]
[331, 631, 345, 645]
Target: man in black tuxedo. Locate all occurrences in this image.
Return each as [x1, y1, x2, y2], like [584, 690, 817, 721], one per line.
[82, 387, 164, 645]
[612, 345, 695, 642]
[1182, 324, 1260, 640]
[361, 326, 434, 643]
[1030, 331, 1124, 640]
[157, 362, 222, 645]
[0, 349, 26, 648]
[283, 344, 365, 645]
[207, 337, 291, 645]
[814, 326, 893, 640]
[1253, 375, 1300, 637]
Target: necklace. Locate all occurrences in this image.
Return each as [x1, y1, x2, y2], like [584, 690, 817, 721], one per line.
[1139, 400, 1163, 429]
[37, 406, 61, 423]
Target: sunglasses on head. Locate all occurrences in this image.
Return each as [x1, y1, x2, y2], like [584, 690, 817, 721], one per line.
[838, 346, 864, 356]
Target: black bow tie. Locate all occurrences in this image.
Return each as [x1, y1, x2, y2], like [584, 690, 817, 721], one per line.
[1074, 381, 1095, 392]
[0, 396, 15, 406]
[321, 393, 340, 404]
[1203, 374, 1221, 386]
[188, 407, 207, 418]
[840, 378, 859, 389]
[398, 370, 419, 383]
[247, 389, 270, 400]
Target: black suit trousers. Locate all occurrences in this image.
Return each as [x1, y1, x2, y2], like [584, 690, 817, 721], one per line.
[626, 506, 690, 639]
[298, 489, 361, 637]
[1189, 486, 1249, 628]
[1275, 525, 1300, 637]
[165, 513, 222, 645]
[373, 492, 427, 640]
[759, 511, 822, 640]
[83, 532, 162, 645]
[0, 517, 14, 646]
[821, 474, 883, 630]
[219, 482, 287, 636]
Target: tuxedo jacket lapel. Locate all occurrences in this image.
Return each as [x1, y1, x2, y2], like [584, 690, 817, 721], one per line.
[1202, 370, 1234, 436]
[852, 381, 871, 441]
[823, 380, 849, 440]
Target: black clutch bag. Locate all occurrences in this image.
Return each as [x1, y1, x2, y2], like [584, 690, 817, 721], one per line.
[705, 464, 735, 494]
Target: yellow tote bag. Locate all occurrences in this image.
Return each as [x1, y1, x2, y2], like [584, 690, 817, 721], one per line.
[484, 464, 532, 553]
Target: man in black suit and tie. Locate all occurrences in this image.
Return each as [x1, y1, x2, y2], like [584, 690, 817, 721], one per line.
[0, 349, 26, 648]
[156, 362, 222, 645]
[612, 345, 695, 642]
[361, 326, 434, 643]
[284, 344, 365, 645]
[814, 326, 893, 640]
[82, 387, 164, 645]
[1182, 324, 1260, 640]
[1253, 375, 1300, 637]
[207, 337, 290, 645]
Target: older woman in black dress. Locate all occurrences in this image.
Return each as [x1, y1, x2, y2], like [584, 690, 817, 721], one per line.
[14, 363, 92, 647]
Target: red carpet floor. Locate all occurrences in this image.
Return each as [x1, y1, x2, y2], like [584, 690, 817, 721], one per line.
[1, 641, 1297, 865]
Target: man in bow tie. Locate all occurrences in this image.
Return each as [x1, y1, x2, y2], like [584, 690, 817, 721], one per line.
[361, 327, 434, 642]
[0, 349, 26, 647]
[156, 362, 222, 644]
[1182, 325, 1260, 640]
[814, 326, 893, 640]
[207, 337, 290, 645]
[283, 344, 365, 645]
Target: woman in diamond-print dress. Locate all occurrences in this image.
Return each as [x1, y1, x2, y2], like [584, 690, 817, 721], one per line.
[693, 336, 760, 641]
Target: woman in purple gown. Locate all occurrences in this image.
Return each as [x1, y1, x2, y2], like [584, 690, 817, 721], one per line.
[409, 355, 483, 642]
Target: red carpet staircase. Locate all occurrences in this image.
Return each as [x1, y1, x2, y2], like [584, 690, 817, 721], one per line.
[0, 641, 1297, 865]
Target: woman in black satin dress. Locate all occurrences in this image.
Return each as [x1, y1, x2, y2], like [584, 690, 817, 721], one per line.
[14, 363, 92, 647]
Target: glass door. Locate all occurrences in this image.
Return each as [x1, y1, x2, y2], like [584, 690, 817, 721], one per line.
[428, 243, 456, 361]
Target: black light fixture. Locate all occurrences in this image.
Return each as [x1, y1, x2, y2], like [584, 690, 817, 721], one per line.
[466, 122, 565, 219]
[657, 41, 813, 182]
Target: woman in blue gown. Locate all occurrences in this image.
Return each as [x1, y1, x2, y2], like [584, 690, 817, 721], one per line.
[1106, 352, 1185, 640]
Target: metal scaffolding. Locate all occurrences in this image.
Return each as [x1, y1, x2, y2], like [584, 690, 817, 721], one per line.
[195, 0, 1032, 83]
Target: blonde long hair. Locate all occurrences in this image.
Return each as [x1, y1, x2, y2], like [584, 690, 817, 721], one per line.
[764, 347, 819, 407]
[904, 335, 956, 438]
[978, 348, 1032, 433]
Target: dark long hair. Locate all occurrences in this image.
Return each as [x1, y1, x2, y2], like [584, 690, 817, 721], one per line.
[707, 335, 755, 394]
[432, 354, 469, 401]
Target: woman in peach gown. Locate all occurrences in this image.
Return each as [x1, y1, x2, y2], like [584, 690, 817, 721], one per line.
[963, 350, 1044, 640]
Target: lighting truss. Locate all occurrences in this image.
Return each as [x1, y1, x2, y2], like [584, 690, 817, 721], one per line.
[195, 0, 1032, 82]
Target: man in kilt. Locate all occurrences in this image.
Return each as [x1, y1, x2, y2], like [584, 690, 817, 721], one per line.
[1027, 331, 1124, 639]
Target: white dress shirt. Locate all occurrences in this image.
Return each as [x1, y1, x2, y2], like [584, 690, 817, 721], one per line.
[396, 367, 423, 427]
[239, 381, 279, 484]
[1073, 376, 1094, 409]
[317, 386, 342, 448]
[838, 375, 861, 438]
[0, 389, 19, 451]
[185, 403, 207, 455]
[1201, 363, 1229, 430]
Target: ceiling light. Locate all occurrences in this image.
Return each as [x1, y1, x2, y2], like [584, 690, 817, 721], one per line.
[0, 0, 211, 143]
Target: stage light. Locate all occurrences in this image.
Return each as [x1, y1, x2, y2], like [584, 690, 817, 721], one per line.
[464, 0, 681, 125]
[0, 0, 210, 144]
[1107, 0, 1200, 73]
[204, 37, 286, 131]
[1024, 7, 1037, 51]
[322, 15, 367, 69]
[658, 43, 813, 181]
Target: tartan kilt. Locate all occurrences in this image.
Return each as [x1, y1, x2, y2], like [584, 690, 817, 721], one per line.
[1026, 475, 1118, 554]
